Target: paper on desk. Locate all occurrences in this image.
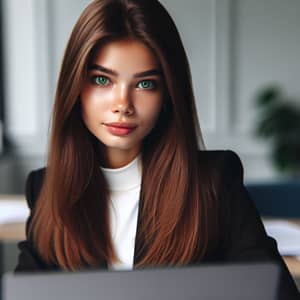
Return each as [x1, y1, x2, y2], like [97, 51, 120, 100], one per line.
[0, 200, 30, 224]
[263, 220, 300, 256]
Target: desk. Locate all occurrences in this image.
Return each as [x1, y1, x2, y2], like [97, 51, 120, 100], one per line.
[0, 196, 26, 241]
[285, 257, 300, 277]
[0, 222, 25, 241]
[1, 197, 300, 278]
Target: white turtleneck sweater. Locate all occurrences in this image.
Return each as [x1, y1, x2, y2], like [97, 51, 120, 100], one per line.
[100, 156, 142, 270]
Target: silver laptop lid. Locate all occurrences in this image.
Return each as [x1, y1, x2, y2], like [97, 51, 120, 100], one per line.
[2, 262, 279, 300]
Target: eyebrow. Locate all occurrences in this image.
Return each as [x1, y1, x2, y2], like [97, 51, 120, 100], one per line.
[88, 64, 163, 78]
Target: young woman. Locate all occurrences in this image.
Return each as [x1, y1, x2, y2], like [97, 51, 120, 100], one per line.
[15, 0, 299, 298]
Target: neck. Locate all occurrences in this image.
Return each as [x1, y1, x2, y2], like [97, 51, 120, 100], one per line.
[100, 147, 141, 169]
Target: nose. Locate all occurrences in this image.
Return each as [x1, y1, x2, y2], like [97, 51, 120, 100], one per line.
[112, 83, 134, 116]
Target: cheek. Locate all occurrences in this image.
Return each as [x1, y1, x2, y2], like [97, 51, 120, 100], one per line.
[81, 99, 94, 125]
[80, 88, 106, 123]
[138, 98, 163, 126]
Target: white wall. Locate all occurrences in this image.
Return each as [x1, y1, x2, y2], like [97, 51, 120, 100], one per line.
[2, 0, 300, 182]
[1, 0, 49, 156]
[226, 0, 300, 180]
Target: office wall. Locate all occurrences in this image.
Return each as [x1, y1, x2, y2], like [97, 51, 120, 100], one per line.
[1, 0, 300, 183]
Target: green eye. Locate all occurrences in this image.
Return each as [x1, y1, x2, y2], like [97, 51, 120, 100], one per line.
[137, 80, 155, 89]
[93, 76, 110, 86]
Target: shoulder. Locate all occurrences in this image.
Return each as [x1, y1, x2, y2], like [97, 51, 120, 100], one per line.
[198, 149, 242, 164]
[25, 167, 46, 209]
[198, 149, 244, 181]
[24, 151, 244, 208]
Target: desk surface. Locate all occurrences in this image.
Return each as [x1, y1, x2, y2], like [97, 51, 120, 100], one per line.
[0, 222, 25, 240]
[1, 197, 300, 277]
[0, 195, 26, 240]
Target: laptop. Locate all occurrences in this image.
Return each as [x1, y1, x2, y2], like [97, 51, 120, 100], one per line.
[2, 262, 279, 300]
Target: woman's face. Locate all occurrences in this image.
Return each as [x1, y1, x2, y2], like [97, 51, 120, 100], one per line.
[80, 39, 164, 168]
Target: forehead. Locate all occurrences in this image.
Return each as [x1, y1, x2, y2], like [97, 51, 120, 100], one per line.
[90, 39, 160, 74]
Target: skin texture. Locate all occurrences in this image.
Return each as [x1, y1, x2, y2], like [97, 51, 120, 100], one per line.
[80, 39, 164, 168]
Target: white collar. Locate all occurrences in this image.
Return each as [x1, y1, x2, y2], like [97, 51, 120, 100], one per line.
[100, 155, 142, 191]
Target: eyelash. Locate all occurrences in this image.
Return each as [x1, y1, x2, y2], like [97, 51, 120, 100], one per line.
[90, 75, 158, 90]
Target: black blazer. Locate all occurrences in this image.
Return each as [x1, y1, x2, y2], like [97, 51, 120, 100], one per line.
[15, 150, 300, 299]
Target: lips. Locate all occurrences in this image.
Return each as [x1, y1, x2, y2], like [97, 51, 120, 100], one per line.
[105, 122, 137, 129]
[104, 122, 137, 136]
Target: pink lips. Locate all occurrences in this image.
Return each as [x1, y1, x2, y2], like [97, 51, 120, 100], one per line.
[104, 122, 137, 136]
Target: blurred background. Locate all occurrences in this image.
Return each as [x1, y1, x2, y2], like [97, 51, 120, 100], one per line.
[0, 0, 299, 200]
[0, 0, 300, 286]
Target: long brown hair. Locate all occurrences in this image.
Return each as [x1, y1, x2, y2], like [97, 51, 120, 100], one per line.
[29, 0, 219, 270]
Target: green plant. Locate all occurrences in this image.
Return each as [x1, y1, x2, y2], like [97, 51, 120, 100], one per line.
[255, 86, 300, 177]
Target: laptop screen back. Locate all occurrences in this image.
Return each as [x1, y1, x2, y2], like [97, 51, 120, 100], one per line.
[2, 262, 279, 300]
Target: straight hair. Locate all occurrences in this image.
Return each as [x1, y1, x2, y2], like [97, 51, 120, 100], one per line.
[29, 0, 220, 271]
